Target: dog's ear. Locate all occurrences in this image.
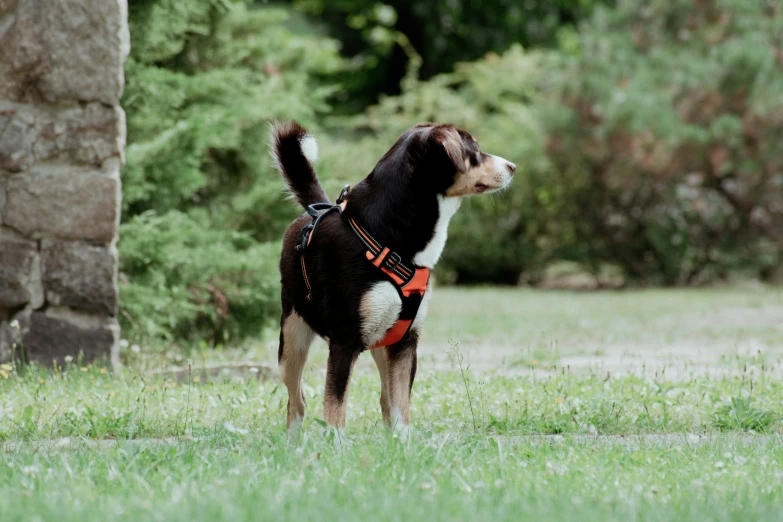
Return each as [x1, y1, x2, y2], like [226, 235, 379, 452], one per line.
[428, 126, 467, 173]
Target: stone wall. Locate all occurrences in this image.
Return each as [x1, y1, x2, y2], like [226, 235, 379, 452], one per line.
[0, 0, 128, 367]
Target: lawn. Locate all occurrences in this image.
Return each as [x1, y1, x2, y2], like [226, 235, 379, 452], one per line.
[1, 287, 782, 521]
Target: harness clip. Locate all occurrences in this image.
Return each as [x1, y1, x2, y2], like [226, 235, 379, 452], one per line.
[384, 251, 403, 272]
[297, 223, 314, 252]
[337, 184, 351, 204]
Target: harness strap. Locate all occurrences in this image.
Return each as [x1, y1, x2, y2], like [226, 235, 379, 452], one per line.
[296, 185, 430, 348]
[296, 202, 342, 301]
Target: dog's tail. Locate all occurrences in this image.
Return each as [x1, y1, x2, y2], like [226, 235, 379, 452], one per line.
[270, 120, 330, 209]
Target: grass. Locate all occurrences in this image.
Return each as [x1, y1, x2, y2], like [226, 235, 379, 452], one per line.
[1, 287, 783, 521]
[3, 435, 783, 521]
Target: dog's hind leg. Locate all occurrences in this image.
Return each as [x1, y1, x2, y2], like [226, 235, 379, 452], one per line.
[370, 348, 391, 428]
[279, 308, 315, 431]
[384, 332, 419, 439]
[323, 342, 359, 428]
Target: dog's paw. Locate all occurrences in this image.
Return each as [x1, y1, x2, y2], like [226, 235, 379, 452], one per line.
[286, 424, 303, 444]
[393, 423, 412, 443]
[385, 418, 411, 443]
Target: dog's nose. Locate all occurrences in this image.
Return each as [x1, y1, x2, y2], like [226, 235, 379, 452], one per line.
[506, 162, 516, 176]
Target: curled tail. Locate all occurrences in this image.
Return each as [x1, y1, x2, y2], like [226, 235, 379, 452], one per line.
[270, 120, 330, 209]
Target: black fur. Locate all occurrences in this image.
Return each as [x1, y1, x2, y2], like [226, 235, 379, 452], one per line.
[271, 121, 330, 208]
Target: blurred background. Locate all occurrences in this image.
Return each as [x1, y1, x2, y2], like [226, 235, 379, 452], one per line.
[120, 0, 783, 349]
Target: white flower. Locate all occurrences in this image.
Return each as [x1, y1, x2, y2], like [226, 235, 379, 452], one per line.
[9, 320, 20, 330]
[131, 345, 141, 354]
[64, 355, 74, 363]
[119, 339, 129, 349]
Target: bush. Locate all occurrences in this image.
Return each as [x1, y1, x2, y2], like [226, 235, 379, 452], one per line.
[292, 0, 610, 108]
[544, 0, 783, 284]
[120, 0, 344, 344]
[120, 211, 280, 344]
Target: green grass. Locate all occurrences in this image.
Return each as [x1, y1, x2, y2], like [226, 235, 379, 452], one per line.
[0, 358, 779, 440]
[3, 435, 783, 521]
[1, 287, 783, 521]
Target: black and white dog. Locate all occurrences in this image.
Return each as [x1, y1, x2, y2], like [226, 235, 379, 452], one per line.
[271, 121, 515, 436]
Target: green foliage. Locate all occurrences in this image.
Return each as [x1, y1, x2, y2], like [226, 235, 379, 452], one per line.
[713, 395, 779, 432]
[120, 211, 280, 344]
[292, 0, 611, 107]
[120, 0, 344, 343]
[543, 0, 783, 284]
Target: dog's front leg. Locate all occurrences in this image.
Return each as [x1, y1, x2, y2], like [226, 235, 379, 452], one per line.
[323, 343, 359, 428]
[370, 348, 391, 428]
[384, 332, 419, 440]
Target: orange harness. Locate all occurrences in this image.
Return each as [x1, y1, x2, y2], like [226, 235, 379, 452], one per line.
[295, 186, 430, 348]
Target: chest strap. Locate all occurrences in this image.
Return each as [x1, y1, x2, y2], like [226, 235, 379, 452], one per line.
[296, 185, 430, 349]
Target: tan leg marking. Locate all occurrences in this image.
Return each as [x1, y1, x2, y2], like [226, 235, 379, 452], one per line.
[387, 347, 415, 432]
[371, 348, 391, 428]
[279, 311, 315, 430]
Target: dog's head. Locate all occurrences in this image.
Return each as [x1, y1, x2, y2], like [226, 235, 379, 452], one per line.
[375, 124, 516, 198]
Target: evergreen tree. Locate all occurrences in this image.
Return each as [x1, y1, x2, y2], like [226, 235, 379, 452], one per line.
[120, 0, 343, 343]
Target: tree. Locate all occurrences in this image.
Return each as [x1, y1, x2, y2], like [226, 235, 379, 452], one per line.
[120, 0, 343, 343]
[545, 0, 783, 284]
[293, 0, 610, 108]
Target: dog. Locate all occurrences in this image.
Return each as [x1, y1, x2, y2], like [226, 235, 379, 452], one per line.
[271, 121, 515, 436]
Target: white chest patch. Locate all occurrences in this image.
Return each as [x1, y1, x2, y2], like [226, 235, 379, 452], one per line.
[359, 281, 402, 347]
[410, 280, 433, 333]
[413, 195, 461, 268]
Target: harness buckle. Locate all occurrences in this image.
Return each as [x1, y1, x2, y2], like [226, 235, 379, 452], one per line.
[384, 251, 402, 272]
[296, 223, 314, 252]
[337, 184, 351, 204]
